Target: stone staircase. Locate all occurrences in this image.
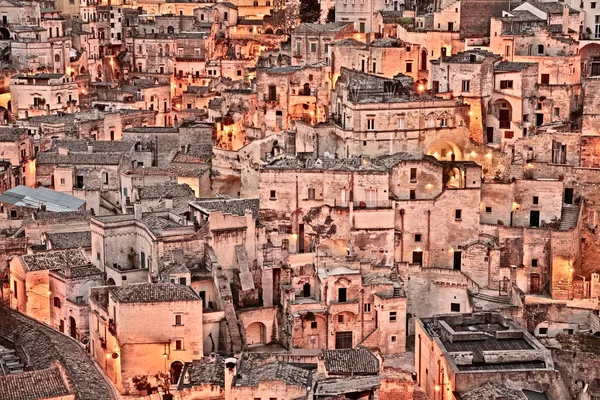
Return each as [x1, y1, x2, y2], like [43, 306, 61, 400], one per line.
[235, 245, 255, 291]
[0, 346, 23, 375]
[559, 204, 580, 231]
[470, 292, 511, 305]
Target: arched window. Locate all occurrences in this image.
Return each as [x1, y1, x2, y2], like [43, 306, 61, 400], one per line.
[54, 54, 60, 63]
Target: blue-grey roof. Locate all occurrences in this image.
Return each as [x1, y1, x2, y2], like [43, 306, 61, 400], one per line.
[0, 186, 85, 212]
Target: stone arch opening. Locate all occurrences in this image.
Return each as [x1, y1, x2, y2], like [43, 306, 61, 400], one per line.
[246, 321, 267, 345]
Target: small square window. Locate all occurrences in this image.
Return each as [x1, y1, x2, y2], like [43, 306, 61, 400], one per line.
[270, 190, 276, 200]
[175, 314, 182, 325]
[415, 234, 422, 242]
[455, 209, 462, 220]
[338, 315, 344, 323]
[451, 303, 460, 312]
[308, 188, 315, 200]
[485, 207, 492, 213]
[311, 321, 317, 329]
[532, 259, 538, 267]
[391, 335, 397, 342]
[592, 2, 597, 8]
[539, 327, 548, 335]
[175, 339, 183, 350]
[533, 196, 539, 205]
[389, 311, 397, 322]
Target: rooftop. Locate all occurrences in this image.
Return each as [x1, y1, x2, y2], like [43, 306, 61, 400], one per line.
[236, 357, 311, 388]
[0, 186, 85, 212]
[0, 127, 26, 142]
[137, 183, 195, 199]
[109, 282, 200, 303]
[526, 1, 579, 14]
[322, 347, 379, 375]
[190, 198, 260, 219]
[179, 355, 225, 389]
[0, 365, 72, 400]
[22, 249, 89, 272]
[494, 61, 537, 72]
[295, 22, 353, 32]
[46, 231, 91, 249]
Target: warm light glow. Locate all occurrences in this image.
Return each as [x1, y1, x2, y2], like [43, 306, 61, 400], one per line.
[447, 151, 453, 156]
[47, 290, 51, 295]
[468, 111, 473, 116]
[292, 234, 298, 239]
[486, 153, 493, 159]
[417, 84, 425, 92]
[470, 151, 477, 157]
[433, 152, 439, 158]
[449, 248, 454, 252]
[81, 88, 87, 94]
[569, 266, 574, 272]
[435, 385, 441, 392]
[163, 352, 168, 358]
[106, 353, 111, 359]
[109, 57, 114, 67]
[415, 247, 423, 252]
[426, 183, 433, 189]
[176, 104, 181, 110]
[527, 163, 534, 168]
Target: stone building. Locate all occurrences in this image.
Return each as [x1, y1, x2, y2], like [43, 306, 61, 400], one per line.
[290, 22, 354, 66]
[88, 282, 203, 394]
[9, 73, 79, 120]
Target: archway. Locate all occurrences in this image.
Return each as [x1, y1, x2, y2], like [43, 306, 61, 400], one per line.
[421, 48, 427, 71]
[246, 322, 266, 345]
[580, 42, 600, 76]
[80, 66, 86, 74]
[426, 140, 462, 161]
[265, 28, 273, 34]
[167, 26, 175, 34]
[275, 29, 283, 35]
[170, 361, 183, 384]
[106, 278, 116, 285]
[491, 98, 512, 129]
[303, 83, 311, 96]
[69, 316, 77, 339]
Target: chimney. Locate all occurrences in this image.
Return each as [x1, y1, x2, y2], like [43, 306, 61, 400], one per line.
[563, 4, 569, 35]
[58, 147, 69, 156]
[224, 357, 237, 400]
[87, 144, 94, 153]
[134, 202, 142, 220]
[165, 197, 173, 209]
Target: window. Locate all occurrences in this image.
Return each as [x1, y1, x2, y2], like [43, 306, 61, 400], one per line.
[60, 178, 65, 186]
[461, 80, 470, 92]
[532, 259, 538, 267]
[541, 74, 550, 84]
[179, 277, 186, 285]
[97, 252, 100, 261]
[397, 118, 405, 129]
[537, 45, 544, 55]
[338, 315, 344, 323]
[539, 327, 548, 335]
[504, 45, 510, 57]
[504, 131, 514, 139]
[308, 188, 315, 200]
[10, 210, 17, 219]
[53, 297, 61, 308]
[406, 62, 412, 73]
[485, 207, 492, 214]
[140, 251, 146, 269]
[389, 311, 397, 322]
[440, 117, 448, 127]
[410, 168, 417, 183]
[450, 303, 460, 312]
[554, 107, 560, 117]
[533, 196, 539, 205]
[338, 287, 347, 303]
[372, 62, 377, 73]
[270, 190, 276, 200]
[410, 189, 416, 199]
[593, 2, 597, 7]
[367, 118, 375, 130]
[455, 209, 462, 220]
[102, 172, 108, 185]
[175, 314, 182, 326]
[310, 42, 317, 52]
[500, 80, 513, 89]
[364, 303, 371, 313]
[13, 281, 17, 299]
[268, 85, 277, 101]
[415, 234, 422, 242]
[278, 225, 292, 234]
[309, 321, 317, 329]
[175, 340, 183, 350]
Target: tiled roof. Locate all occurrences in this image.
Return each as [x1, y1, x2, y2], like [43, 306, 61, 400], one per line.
[46, 231, 91, 249]
[265, 157, 388, 172]
[53, 265, 101, 279]
[52, 139, 134, 153]
[22, 249, 89, 272]
[179, 355, 225, 389]
[0, 366, 72, 400]
[494, 61, 536, 72]
[380, 10, 404, 23]
[191, 198, 260, 219]
[299, 22, 353, 32]
[236, 359, 311, 387]
[141, 212, 187, 231]
[322, 347, 379, 375]
[161, 262, 190, 276]
[332, 38, 366, 47]
[109, 282, 200, 303]
[37, 152, 124, 165]
[0, 127, 26, 142]
[496, 10, 543, 22]
[138, 183, 195, 199]
[528, 1, 579, 14]
[31, 210, 92, 222]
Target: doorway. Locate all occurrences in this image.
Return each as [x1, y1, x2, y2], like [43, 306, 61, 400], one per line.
[338, 287, 347, 303]
[303, 282, 311, 297]
[170, 361, 184, 385]
[69, 316, 77, 339]
[487, 127, 494, 143]
[299, 223, 305, 253]
[536, 113, 544, 126]
[530, 274, 540, 294]
[412, 251, 423, 265]
[335, 331, 353, 349]
[453, 251, 462, 270]
[564, 188, 574, 205]
[530, 210, 540, 227]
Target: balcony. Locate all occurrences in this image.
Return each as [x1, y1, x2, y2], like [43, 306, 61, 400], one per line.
[353, 199, 391, 209]
[263, 94, 280, 103]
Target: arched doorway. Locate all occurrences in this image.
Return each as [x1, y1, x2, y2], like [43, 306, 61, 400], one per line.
[106, 278, 116, 285]
[69, 316, 77, 339]
[303, 83, 311, 95]
[170, 361, 183, 384]
[303, 282, 311, 297]
[426, 140, 463, 161]
[421, 49, 427, 71]
[0, 27, 9, 40]
[265, 28, 273, 34]
[246, 322, 266, 345]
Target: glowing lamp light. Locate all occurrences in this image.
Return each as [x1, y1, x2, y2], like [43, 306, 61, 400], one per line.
[486, 153, 493, 159]
[468, 111, 473, 116]
[47, 290, 51, 295]
[433, 152, 439, 158]
[426, 183, 433, 190]
[106, 353, 111, 359]
[163, 351, 168, 358]
[417, 84, 425, 92]
[292, 234, 298, 239]
[470, 151, 477, 157]
[435, 385, 441, 392]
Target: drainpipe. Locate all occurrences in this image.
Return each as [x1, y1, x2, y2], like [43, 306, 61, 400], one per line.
[427, 210, 432, 267]
[360, 288, 364, 342]
[400, 208, 405, 262]
[487, 248, 492, 288]
[295, 174, 299, 253]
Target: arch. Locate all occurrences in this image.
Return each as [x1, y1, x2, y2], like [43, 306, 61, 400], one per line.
[275, 29, 283, 35]
[164, 43, 170, 55]
[106, 277, 116, 285]
[426, 140, 462, 161]
[170, 361, 184, 384]
[421, 48, 427, 71]
[80, 66, 86, 74]
[54, 54, 60, 63]
[0, 27, 9, 40]
[69, 316, 77, 339]
[580, 42, 600, 76]
[446, 167, 463, 188]
[265, 28, 273, 34]
[303, 82, 311, 96]
[167, 26, 175, 34]
[245, 321, 267, 345]
[425, 112, 437, 128]
[491, 98, 512, 129]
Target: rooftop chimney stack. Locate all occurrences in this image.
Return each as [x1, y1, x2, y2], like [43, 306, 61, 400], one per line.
[563, 4, 569, 35]
[224, 357, 237, 400]
[134, 202, 142, 220]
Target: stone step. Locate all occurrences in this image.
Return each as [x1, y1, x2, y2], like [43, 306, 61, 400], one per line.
[471, 293, 511, 304]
